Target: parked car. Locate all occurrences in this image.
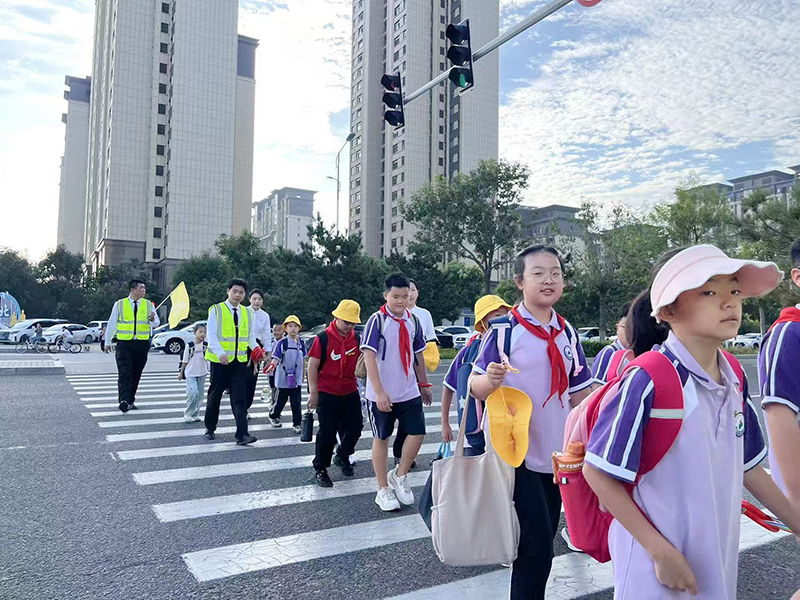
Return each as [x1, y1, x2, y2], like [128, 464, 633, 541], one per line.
[86, 320, 108, 331]
[732, 333, 762, 349]
[0, 319, 68, 343]
[452, 331, 479, 350]
[151, 320, 207, 355]
[151, 321, 191, 338]
[42, 323, 101, 344]
[436, 325, 473, 336]
[435, 330, 454, 349]
[577, 327, 609, 343]
[300, 324, 327, 352]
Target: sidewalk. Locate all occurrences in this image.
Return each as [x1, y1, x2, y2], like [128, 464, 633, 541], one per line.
[0, 356, 65, 376]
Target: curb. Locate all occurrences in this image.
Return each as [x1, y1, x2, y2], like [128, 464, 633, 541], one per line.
[0, 365, 67, 377]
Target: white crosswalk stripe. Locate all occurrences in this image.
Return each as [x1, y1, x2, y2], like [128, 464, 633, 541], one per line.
[65, 370, 789, 597]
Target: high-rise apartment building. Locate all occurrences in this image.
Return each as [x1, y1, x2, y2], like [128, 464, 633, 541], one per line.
[347, 0, 499, 258]
[57, 75, 91, 255]
[252, 188, 315, 253]
[83, 0, 257, 288]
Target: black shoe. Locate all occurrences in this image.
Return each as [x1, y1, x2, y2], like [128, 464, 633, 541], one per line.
[236, 434, 257, 446]
[313, 469, 333, 488]
[204, 431, 215, 440]
[333, 454, 354, 476]
[128, 403, 138, 410]
[118, 401, 129, 413]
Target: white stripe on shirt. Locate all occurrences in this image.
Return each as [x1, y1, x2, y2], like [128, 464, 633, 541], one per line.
[620, 380, 653, 468]
[602, 367, 641, 462]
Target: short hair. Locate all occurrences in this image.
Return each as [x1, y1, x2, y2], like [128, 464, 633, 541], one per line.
[193, 323, 207, 331]
[249, 288, 265, 300]
[385, 272, 411, 290]
[791, 238, 800, 268]
[129, 279, 145, 291]
[228, 278, 248, 292]
[514, 245, 562, 278]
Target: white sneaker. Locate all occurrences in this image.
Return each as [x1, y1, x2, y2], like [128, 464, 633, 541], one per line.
[375, 487, 401, 512]
[561, 527, 584, 553]
[387, 466, 414, 506]
[183, 416, 193, 423]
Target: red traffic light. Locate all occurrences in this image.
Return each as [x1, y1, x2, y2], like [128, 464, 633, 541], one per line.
[381, 73, 401, 91]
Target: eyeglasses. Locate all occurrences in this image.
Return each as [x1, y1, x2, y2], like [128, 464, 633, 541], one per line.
[525, 270, 564, 283]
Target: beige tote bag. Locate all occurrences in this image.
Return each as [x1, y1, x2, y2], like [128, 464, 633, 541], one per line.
[430, 391, 520, 566]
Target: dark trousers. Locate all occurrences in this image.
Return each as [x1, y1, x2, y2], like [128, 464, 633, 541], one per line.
[115, 340, 150, 406]
[510, 467, 563, 600]
[270, 387, 302, 426]
[393, 425, 407, 459]
[245, 351, 259, 410]
[313, 391, 362, 471]
[205, 360, 249, 440]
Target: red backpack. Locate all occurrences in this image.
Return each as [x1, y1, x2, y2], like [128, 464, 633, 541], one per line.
[554, 349, 745, 563]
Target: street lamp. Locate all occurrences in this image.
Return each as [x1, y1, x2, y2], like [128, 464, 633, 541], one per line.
[330, 132, 356, 233]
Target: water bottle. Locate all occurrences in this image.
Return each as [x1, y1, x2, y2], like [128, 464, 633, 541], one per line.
[300, 411, 314, 442]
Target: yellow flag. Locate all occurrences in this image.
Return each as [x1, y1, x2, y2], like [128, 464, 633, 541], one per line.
[423, 340, 440, 372]
[168, 281, 190, 328]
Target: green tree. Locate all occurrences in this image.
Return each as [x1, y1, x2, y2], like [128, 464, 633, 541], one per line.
[0, 249, 39, 316]
[401, 159, 530, 294]
[82, 259, 162, 324]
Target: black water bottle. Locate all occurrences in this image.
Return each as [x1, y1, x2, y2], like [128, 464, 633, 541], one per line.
[300, 411, 314, 442]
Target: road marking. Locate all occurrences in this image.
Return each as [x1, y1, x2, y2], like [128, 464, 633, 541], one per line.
[80, 391, 287, 403]
[96, 411, 274, 428]
[153, 471, 431, 521]
[91, 401, 443, 416]
[182, 514, 429, 582]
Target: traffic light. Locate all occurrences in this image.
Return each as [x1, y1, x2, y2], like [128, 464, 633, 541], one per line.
[446, 19, 474, 93]
[381, 72, 405, 128]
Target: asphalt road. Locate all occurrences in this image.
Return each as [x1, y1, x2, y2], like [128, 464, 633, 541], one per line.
[0, 355, 797, 600]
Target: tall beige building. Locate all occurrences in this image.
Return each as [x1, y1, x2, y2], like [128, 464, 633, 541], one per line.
[347, 0, 499, 258]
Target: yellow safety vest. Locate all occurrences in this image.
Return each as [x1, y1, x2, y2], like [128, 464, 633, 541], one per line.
[205, 303, 250, 363]
[116, 298, 152, 341]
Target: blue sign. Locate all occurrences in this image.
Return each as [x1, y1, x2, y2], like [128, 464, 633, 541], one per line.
[0, 292, 22, 328]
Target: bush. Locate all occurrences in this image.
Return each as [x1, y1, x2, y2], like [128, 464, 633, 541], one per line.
[581, 340, 612, 358]
[725, 346, 759, 356]
[440, 347, 459, 360]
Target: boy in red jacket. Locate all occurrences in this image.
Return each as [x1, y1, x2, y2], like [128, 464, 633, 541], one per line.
[307, 300, 363, 488]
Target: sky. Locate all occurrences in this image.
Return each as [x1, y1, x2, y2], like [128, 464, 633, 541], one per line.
[0, 0, 798, 261]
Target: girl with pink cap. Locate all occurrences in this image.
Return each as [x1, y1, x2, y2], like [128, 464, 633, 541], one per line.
[583, 244, 800, 599]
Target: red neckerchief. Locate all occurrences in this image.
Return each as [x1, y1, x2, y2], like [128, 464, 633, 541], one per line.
[326, 322, 355, 379]
[380, 305, 412, 376]
[510, 306, 568, 408]
[768, 306, 800, 333]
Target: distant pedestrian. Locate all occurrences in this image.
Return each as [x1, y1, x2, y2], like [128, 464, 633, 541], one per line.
[104, 280, 160, 413]
[245, 289, 272, 418]
[179, 324, 209, 423]
[204, 278, 258, 445]
[307, 300, 363, 488]
[269, 315, 306, 433]
[99, 325, 106, 352]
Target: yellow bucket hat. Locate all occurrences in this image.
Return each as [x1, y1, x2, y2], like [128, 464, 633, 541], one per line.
[331, 299, 361, 324]
[283, 315, 302, 328]
[474, 295, 512, 333]
[486, 386, 532, 467]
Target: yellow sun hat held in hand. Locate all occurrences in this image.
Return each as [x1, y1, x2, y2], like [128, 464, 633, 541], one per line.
[486, 386, 533, 467]
[422, 341, 440, 372]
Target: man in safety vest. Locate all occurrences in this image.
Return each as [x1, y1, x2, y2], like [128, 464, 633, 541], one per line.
[204, 278, 259, 445]
[104, 279, 160, 413]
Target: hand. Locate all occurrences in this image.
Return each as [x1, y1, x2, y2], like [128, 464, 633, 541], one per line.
[441, 422, 453, 443]
[653, 545, 698, 596]
[105, 345, 113, 354]
[376, 391, 392, 413]
[486, 362, 507, 390]
[308, 391, 319, 410]
[148, 311, 156, 322]
[420, 386, 433, 406]
[178, 372, 183, 381]
[219, 354, 230, 366]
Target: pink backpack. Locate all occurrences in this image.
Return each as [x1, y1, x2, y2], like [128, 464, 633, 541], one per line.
[555, 349, 746, 563]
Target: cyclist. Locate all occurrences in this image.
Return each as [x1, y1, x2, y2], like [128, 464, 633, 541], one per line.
[57, 326, 74, 351]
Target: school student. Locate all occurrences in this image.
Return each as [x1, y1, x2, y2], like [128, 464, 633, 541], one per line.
[362, 272, 433, 512]
[269, 315, 306, 433]
[263, 323, 285, 407]
[583, 244, 800, 599]
[179, 324, 209, 423]
[307, 300, 363, 488]
[591, 304, 631, 382]
[441, 294, 511, 456]
[758, 238, 800, 514]
[245, 289, 272, 416]
[470, 245, 597, 600]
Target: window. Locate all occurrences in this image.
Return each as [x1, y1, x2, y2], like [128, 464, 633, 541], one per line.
[440, 31, 445, 40]
[439, 141, 444, 150]
[402, 45, 406, 56]
[451, 136, 459, 147]
[160, 22, 169, 33]
[452, 152, 459, 163]
[156, 144, 165, 155]
[394, 35, 400, 46]
[392, 207, 398, 216]
[440, 47, 445, 56]
[156, 165, 164, 176]
[392, 238, 397, 248]
[155, 186, 163, 196]
[158, 83, 167, 94]
[158, 103, 166, 114]
[440, 15, 446, 23]
[157, 124, 165, 135]
[439, 157, 444, 166]
[355, 177, 361, 187]
[153, 248, 161, 260]
[159, 63, 167, 74]
[355, 220, 361, 229]
[440, 62, 445, 71]
[160, 42, 168, 53]
[439, 93, 445, 103]
[439, 110, 445, 118]
[441, 0, 446, 6]
[439, 125, 445, 134]
[452, 102, 460, 114]
[154, 206, 163, 217]
[153, 228, 162, 239]
[394, 50, 400, 61]
[392, 223, 397, 232]
[162, 2, 170, 12]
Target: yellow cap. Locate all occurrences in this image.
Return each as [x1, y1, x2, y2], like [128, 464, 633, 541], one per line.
[331, 299, 361, 324]
[474, 295, 512, 333]
[283, 315, 302, 328]
[486, 386, 532, 467]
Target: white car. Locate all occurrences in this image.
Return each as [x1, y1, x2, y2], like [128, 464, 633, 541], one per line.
[436, 326, 472, 336]
[151, 320, 207, 355]
[732, 333, 762, 349]
[1, 318, 68, 343]
[42, 323, 101, 344]
[452, 331, 479, 349]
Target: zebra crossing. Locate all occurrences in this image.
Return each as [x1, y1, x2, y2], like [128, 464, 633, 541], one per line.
[66, 370, 791, 599]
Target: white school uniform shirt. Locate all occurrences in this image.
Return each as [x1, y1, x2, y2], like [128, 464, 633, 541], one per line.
[182, 341, 209, 378]
[410, 305, 437, 343]
[250, 308, 273, 352]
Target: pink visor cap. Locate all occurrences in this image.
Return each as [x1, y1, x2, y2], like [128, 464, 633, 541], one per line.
[650, 244, 783, 318]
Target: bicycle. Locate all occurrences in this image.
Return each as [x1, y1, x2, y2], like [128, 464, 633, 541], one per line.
[14, 338, 48, 354]
[47, 340, 82, 354]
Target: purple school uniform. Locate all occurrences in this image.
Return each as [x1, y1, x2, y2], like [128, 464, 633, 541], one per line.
[758, 310, 800, 495]
[360, 309, 426, 404]
[443, 334, 480, 393]
[591, 340, 624, 382]
[472, 305, 594, 473]
[586, 332, 766, 600]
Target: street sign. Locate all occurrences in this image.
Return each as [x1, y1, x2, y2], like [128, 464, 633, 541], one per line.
[0, 292, 22, 328]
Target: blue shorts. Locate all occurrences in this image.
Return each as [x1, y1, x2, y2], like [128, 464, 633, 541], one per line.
[369, 396, 426, 440]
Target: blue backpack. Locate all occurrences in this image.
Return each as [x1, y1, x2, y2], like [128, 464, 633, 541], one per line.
[455, 334, 486, 439]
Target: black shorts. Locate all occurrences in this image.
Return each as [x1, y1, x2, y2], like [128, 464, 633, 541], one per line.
[368, 396, 426, 440]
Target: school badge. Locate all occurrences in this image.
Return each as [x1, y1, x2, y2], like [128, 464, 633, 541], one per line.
[563, 346, 574, 361]
[733, 410, 745, 437]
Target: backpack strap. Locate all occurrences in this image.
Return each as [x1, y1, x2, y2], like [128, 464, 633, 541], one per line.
[489, 315, 513, 364]
[622, 351, 684, 480]
[317, 331, 329, 371]
[607, 349, 628, 381]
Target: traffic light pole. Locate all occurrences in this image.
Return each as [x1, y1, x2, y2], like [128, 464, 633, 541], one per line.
[403, 0, 575, 105]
